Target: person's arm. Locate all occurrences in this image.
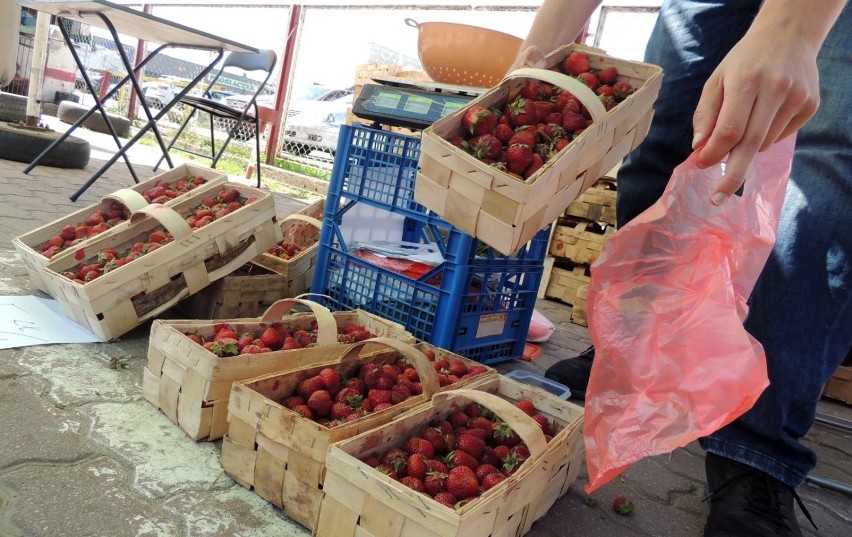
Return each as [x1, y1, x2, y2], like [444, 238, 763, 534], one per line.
[693, 0, 848, 205]
[510, 0, 602, 70]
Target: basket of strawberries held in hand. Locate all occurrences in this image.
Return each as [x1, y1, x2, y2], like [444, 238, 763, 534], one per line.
[316, 379, 584, 537]
[143, 298, 416, 441]
[415, 44, 663, 255]
[221, 338, 496, 532]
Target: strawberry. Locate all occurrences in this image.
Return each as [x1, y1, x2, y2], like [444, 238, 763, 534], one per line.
[60, 225, 77, 241]
[424, 427, 451, 455]
[506, 144, 534, 175]
[400, 476, 426, 493]
[211, 338, 239, 357]
[494, 123, 515, 144]
[493, 421, 522, 447]
[368, 389, 393, 405]
[562, 51, 591, 76]
[291, 404, 314, 420]
[596, 84, 614, 97]
[373, 402, 394, 412]
[424, 472, 447, 496]
[283, 395, 305, 409]
[404, 437, 435, 459]
[612, 81, 633, 101]
[241, 344, 266, 354]
[259, 327, 283, 350]
[446, 466, 479, 500]
[307, 390, 333, 417]
[296, 375, 326, 400]
[237, 333, 255, 349]
[562, 109, 588, 133]
[507, 129, 537, 149]
[345, 377, 366, 393]
[463, 403, 481, 419]
[218, 188, 240, 203]
[380, 448, 409, 475]
[481, 472, 505, 491]
[185, 332, 203, 345]
[456, 434, 485, 459]
[214, 328, 239, 342]
[613, 496, 634, 515]
[330, 402, 355, 421]
[423, 349, 436, 361]
[507, 97, 538, 127]
[475, 464, 499, 483]
[445, 450, 479, 471]
[467, 134, 502, 161]
[448, 411, 469, 429]
[524, 153, 545, 179]
[519, 80, 542, 100]
[148, 230, 167, 244]
[577, 72, 599, 90]
[597, 66, 619, 85]
[406, 453, 429, 480]
[479, 446, 502, 468]
[555, 91, 580, 113]
[375, 464, 399, 481]
[391, 385, 412, 404]
[461, 105, 497, 136]
[433, 492, 457, 508]
[335, 388, 363, 407]
[532, 99, 558, 119]
[318, 368, 341, 395]
[361, 454, 380, 468]
[531, 414, 552, 435]
[427, 459, 449, 474]
[514, 399, 536, 416]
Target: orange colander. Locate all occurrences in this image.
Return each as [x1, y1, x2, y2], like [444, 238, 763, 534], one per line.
[405, 18, 523, 89]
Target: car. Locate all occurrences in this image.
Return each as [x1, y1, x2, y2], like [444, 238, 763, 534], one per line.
[141, 81, 177, 109]
[283, 86, 354, 155]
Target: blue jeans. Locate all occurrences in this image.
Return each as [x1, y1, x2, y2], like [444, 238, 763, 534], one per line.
[616, 0, 852, 487]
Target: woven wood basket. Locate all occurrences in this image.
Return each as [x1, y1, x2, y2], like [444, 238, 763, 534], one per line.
[143, 299, 415, 441]
[221, 338, 497, 532]
[316, 377, 584, 537]
[39, 181, 280, 341]
[415, 44, 663, 255]
[12, 163, 226, 293]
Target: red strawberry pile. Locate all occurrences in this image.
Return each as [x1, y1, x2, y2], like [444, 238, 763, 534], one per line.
[359, 397, 556, 509]
[58, 187, 257, 283]
[38, 175, 210, 260]
[423, 348, 488, 388]
[448, 51, 636, 180]
[183, 322, 377, 357]
[141, 175, 208, 204]
[280, 354, 488, 429]
[266, 240, 306, 261]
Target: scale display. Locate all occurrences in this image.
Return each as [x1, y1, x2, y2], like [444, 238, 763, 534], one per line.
[352, 84, 475, 130]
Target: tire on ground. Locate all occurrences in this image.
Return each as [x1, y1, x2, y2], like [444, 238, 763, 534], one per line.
[57, 100, 132, 138]
[0, 91, 27, 123]
[0, 121, 90, 169]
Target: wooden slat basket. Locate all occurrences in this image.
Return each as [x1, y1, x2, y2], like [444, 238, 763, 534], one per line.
[316, 377, 584, 537]
[221, 338, 497, 533]
[549, 216, 615, 265]
[12, 163, 226, 293]
[143, 298, 416, 441]
[39, 181, 280, 341]
[415, 44, 662, 255]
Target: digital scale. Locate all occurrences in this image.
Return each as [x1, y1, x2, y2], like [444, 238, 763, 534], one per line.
[351, 76, 484, 130]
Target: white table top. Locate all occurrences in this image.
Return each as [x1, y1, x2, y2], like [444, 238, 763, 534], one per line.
[18, 0, 258, 52]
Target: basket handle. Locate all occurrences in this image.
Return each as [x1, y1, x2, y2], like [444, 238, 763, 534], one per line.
[503, 67, 607, 122]
[335, 337, 441, 396]
[281, 213, 322, 230]
[129, 204, 193, 241]
[101, 188, 149, 212]
[431, 388, 548, 460]
[404, 17, 420, 29]
[258, 298, 338, 347]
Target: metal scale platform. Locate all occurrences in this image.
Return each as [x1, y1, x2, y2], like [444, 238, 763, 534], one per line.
[351, 75, 485, 130]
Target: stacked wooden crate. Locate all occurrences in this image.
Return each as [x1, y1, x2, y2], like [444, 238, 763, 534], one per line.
[539, 177, 617, 326]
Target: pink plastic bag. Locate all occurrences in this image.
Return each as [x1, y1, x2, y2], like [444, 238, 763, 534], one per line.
[583, 136, 796, 493]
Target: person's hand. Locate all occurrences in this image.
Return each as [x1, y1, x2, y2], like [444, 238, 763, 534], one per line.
[509, 45, 547, 72]
[692, 18, 820, 205]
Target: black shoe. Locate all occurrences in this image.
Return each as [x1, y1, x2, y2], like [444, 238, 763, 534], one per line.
[703, 452, 816, 537]
[544, 345, 595, 401]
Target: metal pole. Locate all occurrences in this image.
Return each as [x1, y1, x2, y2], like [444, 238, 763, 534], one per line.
[26, 12, 52, 126]
[265, 3, 302, 164]
[128, 3, 152, 121]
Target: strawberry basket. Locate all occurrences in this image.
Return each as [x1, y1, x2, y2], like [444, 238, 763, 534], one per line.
[316, 377, 584, 537]
[143, 298, 416, 441]
[220, 338, 497, 532]
[12, 163, 226, 293]
[415, 43, 663, 255]
[178, 199, 326, 319]
[40, 181, 280, 341]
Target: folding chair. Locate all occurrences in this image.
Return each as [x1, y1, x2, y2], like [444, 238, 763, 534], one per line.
[155, 49, 277, 187]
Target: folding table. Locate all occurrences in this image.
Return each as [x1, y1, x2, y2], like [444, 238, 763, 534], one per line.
[17, 0, 258, 201]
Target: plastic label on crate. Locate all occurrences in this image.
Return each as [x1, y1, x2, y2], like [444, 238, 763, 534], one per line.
[352, 240, 444, 280]
[476, 312, 507, 338]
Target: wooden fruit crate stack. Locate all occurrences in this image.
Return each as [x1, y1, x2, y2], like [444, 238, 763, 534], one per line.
[539, 176, 617, 326]
[823, 365, 851, 405]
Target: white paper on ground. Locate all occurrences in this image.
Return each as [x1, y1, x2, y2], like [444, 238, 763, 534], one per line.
[0, 295, 105, 349]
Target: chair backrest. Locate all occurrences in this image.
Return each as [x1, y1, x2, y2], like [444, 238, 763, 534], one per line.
[222, 49, 277, 73]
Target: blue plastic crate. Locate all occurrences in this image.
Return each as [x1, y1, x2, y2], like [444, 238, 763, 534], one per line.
[313, 124, 550, 364]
